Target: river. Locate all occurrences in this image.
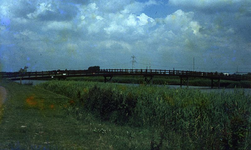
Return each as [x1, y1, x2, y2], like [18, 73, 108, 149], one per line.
[14, 80, 48, 85]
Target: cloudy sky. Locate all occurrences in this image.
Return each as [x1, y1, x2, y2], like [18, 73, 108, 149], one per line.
[1, 0, 251, 73]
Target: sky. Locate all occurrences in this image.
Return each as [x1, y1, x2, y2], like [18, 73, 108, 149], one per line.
[0, 0, 251, 73]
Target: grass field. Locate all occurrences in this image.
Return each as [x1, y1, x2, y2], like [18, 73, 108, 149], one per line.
[0, 79, 250, 149]
[0, 80, 157, 149]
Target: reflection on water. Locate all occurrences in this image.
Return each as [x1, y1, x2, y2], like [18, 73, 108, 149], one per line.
[14, 80, 48, 85]
[119, 83, 251, 95]
[168, 85, 251, 95]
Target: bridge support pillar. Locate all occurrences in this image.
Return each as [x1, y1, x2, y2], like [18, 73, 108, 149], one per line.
[144, 75, 153, 84]
[211, 78, 220, 88]
[104, 75, 113, 83]
[180, 76, 189, 88]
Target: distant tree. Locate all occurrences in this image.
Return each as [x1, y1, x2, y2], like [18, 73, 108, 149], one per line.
[19, 66, 28, 84]
[19, 66, 28, 74]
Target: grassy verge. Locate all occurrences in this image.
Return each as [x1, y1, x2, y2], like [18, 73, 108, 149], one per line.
[0, 80, 154, 149]
[37, 80, 251, 149]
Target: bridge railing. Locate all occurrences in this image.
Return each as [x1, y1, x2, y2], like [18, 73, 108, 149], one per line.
[1, 69, 247, 81]
[99, 69, 205, 76]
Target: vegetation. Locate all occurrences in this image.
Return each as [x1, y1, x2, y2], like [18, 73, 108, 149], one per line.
[36, 80, 251, 149]
[66, 75, 251, 88]
[0, 79, 250, 149]
[0, 80, 167, 149]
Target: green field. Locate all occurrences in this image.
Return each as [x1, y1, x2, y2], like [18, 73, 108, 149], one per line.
[0, 80, 250, 149]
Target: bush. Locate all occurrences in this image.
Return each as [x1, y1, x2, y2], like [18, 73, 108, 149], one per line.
[85, 85, 137, 124]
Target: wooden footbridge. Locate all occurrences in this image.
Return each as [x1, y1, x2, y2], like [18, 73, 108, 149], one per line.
[0, 69, 247, 88]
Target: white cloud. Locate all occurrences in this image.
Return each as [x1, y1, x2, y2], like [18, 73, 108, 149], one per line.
[88, 3, 99, 10]
[122, 0, 157, 14]
[43, 21, 73, 31]
[164, 9, 194, 24]
[0, 1, 11, 17]
[169, 0, 251, 18]
[103, 12, 155, 36]
[96, 0, 133, 12]
[124, 13, 155, 27]
[104, 21, 126, 34]
[189, 21, 201, 35]
[126, 14, 137, 26]
[137, 13, 155, 26]
[1, 0, 250, 72]
[12, 18, 29, 24]
[99, 40, 132, 52]
[27, 2, 53, 19]
[169, 0, 242, 8]
[155, 9, 202, 36]
[26, 1, 78, 21]
[145, 0, 158, 6]
[12, 29, 42, 42]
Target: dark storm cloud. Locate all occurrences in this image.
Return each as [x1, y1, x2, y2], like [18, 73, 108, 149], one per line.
[27, 2, 79, 21]
[38, 5, 78, 21]
[11, 0, 37, 18]
[170, 0, 251, 45]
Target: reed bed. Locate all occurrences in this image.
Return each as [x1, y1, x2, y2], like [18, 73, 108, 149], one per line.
[37, 81, 251, 149]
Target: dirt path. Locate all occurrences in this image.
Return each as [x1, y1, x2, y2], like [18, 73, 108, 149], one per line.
[0, 86, 7, 107]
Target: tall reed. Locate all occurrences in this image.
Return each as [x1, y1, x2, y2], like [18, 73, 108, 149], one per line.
[37, 81, 251, 149]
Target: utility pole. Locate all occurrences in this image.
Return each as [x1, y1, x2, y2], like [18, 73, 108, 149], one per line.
[193, 57, 195, 71]
[131, 55, 136, 69]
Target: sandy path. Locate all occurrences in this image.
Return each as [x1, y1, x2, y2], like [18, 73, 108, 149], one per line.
[0, 86, 7, 107]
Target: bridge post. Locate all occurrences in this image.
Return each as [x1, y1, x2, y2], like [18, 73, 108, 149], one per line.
[180, 76, 189, 88]
[211, 78, 220, 88]
[104, 75, 113, 83]
[144, 75, 153, 84]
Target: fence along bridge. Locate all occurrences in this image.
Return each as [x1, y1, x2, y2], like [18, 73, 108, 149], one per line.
[0, 69, 245, 88]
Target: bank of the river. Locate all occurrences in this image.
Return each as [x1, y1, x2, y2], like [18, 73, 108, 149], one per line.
[0, 85, 7, 124]
[16, 77, 251, 90]
[0, 86, 7, 105]
[14, 80, 48, 85]
[15, 80, 251, 98]
[66, 75, 251, 88]
[3, 79, 250, 149]
[36, 80, 251, 149]
[0, 80, 164, 149]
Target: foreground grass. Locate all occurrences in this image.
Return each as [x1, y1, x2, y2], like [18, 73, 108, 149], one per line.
[0, 80, 154, 149]
[1, 79, 250, 149]
[38, 80, 251, 149]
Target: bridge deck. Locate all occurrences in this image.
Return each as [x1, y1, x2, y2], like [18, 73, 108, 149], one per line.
[0, 69, 245, 81]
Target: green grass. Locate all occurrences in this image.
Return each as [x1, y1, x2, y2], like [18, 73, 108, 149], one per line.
[1, 79, 250, 149]
[37, 80, 251, 149]
[0, 80, 154, 149]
